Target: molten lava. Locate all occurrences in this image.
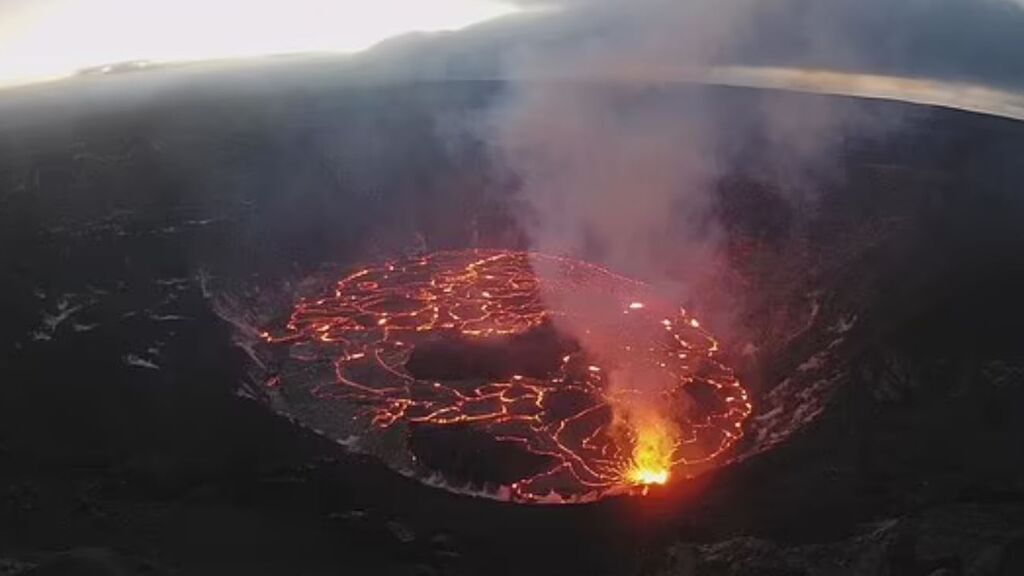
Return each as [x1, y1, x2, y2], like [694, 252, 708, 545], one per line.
[625, 417, 674, 486]
[261, 250, 751, 503]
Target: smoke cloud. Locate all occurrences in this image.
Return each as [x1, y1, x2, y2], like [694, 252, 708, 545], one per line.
[481, 2, 760, 472]
[470, 0, 1024, 326]
[484, 0, 877, 311]
[473, 0, 1024, 472]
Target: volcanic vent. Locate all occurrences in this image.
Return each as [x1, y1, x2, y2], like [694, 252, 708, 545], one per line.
[259, 250, 751, 503]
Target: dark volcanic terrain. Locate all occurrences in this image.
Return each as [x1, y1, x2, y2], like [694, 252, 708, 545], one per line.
[1, 67, 1023, 575]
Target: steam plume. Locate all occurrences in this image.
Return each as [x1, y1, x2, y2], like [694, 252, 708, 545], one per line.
[481, 0, 915, 477]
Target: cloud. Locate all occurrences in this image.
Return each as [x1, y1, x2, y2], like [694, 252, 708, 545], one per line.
[368, 0, 1024, 93]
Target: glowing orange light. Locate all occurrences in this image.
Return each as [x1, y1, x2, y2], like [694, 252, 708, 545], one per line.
[625, 417, 674, 486]
[630, 468, 669, 486]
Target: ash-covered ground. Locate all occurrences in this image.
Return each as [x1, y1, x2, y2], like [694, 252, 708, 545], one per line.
[1, 65, 1023, 575]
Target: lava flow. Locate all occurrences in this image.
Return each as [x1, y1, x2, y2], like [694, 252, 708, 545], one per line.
[260, 250, 752, 503]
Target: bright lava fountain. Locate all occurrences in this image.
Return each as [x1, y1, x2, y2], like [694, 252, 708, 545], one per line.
[260, 250, 752, 503]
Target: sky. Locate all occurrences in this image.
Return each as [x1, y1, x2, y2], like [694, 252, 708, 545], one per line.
[355, 0, 1024, 121]
[0, 0, 1022, 121]
[503, 0, 1024, 90]
[0, 0, 521, 87]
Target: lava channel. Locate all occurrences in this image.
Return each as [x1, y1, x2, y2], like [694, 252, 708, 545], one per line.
[260, 250, 752, 503]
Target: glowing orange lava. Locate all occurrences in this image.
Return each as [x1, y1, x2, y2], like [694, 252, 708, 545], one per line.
[261, 250, 752, 503]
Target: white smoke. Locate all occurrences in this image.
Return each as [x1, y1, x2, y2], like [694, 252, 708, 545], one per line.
[478, 0, 916, 466]
[483, 0, 880, 301]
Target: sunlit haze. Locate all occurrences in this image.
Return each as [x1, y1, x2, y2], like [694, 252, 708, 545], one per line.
[0, 0, 520, 88]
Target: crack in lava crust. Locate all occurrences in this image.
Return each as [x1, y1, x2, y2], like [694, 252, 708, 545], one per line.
[261, 250, 752, 503]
